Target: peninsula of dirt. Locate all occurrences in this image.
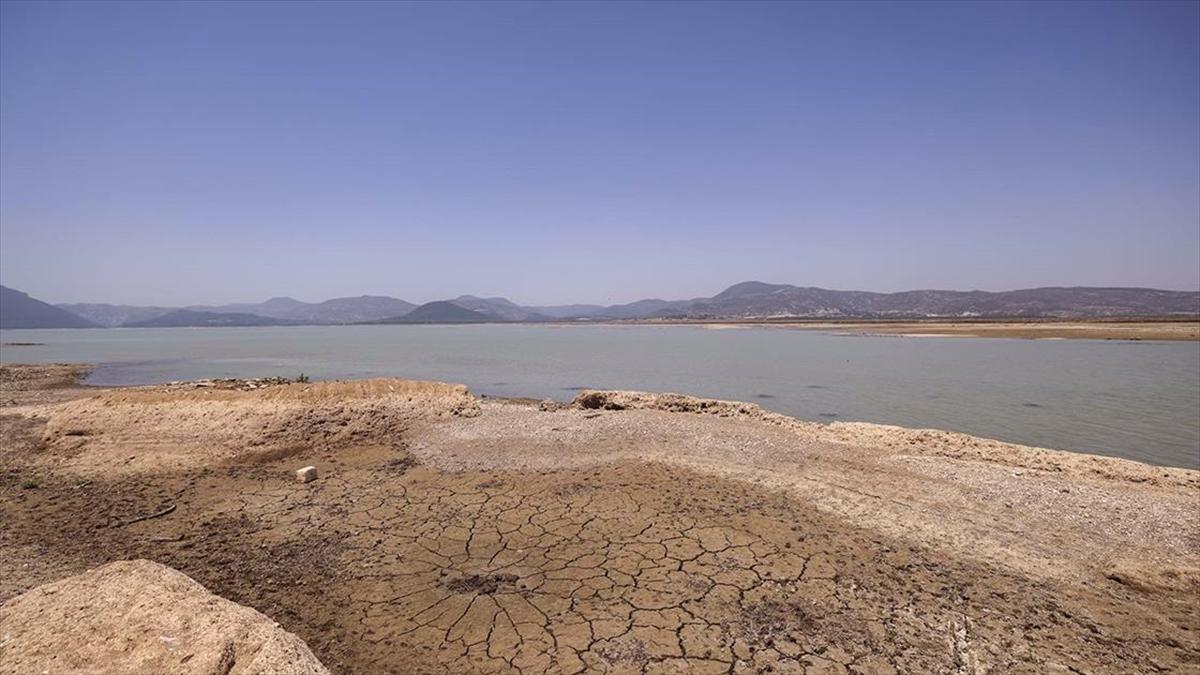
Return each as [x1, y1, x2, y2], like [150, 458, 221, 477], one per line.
[1, 363, 1196, 674]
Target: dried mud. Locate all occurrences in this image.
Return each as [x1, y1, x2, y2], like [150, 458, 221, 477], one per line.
[1, 364, 1197, 674]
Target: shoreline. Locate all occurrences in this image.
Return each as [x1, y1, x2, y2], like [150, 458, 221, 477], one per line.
[5, 360, 1197, 470]
[4, 317, 1198, 341]
[2, 364, 1197, 673]
[627, 318, 1200, 341]
[3, 361, 1194, 492]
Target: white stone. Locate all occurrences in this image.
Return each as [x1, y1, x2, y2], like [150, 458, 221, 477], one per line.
[296, 466, 317, 483]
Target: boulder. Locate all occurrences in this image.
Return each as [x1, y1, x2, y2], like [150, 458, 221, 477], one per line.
[0, 560, 328, 675]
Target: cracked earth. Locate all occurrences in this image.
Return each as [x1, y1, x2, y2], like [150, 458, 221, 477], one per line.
[1, 364, 1197, 674]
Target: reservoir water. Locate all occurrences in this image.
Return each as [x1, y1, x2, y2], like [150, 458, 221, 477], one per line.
[2, 324, 1197, 469]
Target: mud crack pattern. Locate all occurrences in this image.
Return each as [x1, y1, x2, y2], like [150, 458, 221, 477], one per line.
[5, 444, 1193, 674]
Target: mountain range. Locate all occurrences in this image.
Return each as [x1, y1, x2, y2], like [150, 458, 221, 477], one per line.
[1, 283, 1197, 329]
[58, 295, 417, 327]
[123, 310, 297, 328]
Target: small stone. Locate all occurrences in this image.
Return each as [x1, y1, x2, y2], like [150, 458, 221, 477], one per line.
[296, 466, 318, 483]
[538, 399, 561, 412]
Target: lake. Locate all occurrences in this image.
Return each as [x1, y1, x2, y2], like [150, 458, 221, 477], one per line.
[2, 324, 1197, 469]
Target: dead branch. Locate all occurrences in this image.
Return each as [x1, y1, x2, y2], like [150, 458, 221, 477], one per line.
[114, 503, 176, 528]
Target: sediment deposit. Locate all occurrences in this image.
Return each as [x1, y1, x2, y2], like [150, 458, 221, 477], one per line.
[1, 363, 1196, 674]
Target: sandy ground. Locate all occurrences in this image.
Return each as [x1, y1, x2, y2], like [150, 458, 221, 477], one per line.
[1, 363, 1197, 674]
[0, 362, 94, 406]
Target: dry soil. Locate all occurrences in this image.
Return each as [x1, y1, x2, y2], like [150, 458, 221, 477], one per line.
[1, 363, 1196, 674]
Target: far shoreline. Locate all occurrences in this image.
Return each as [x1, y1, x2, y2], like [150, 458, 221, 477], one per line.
[591, 317, 1200, 341]
[2, 316, 1197, 341]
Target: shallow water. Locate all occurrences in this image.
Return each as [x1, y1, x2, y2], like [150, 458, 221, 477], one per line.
[2, 324, 1198, 468]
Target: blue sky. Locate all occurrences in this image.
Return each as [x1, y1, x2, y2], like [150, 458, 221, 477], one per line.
[1, 1, 1197, 305]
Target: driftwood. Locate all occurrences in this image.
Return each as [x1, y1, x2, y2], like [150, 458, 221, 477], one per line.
[114, 503, 176, 528]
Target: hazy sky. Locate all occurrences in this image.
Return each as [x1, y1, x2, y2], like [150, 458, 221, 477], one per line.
[1, 1, 1197, 306]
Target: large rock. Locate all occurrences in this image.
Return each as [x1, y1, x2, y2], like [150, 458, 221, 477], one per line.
[0, 560, 328, 675]
[571, 389, 788, 419]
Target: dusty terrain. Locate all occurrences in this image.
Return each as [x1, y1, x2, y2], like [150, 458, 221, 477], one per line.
[1, 363, 1197, 674]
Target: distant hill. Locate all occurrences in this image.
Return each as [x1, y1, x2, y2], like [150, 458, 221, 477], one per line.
[271, 296, 416, 324]
[1, 285, 99, 329]
[188, 296, 309, 318]
[123, 310, 295, 328]
[190, 295, 417, 324]
[668, 284, 1200, 319]
[374, 301, 495, 323]
[56, 303, 175, 328]
[581, 298, 698, 320]
[525, 303, 607, 319]
[451, 296, 552, 322]
[57, 295, 417, 327]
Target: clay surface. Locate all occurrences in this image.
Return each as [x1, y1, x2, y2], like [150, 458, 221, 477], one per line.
[1, 364, 1196, 674]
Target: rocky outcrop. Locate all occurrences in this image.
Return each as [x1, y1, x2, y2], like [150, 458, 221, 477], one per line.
[0, 560, 328, 675]
[571, 389, 818, 428]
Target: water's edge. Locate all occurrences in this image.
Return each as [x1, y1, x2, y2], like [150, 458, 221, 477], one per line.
[3, 324, 1198, 468]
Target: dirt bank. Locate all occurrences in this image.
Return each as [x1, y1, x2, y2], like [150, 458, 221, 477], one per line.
[24, 377, 480, 476]
[1, 363, 1196, 673]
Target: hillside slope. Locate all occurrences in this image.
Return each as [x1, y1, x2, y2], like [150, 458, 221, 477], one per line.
[667, 283, 1200, 319]
[1, 286, 99, 329]
[123, 310, 294, 327]
[374, 301, 495, 323]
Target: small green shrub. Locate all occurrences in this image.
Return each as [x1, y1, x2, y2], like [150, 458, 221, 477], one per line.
[297, 373, 310, 383]
[20, 477, 39, 489]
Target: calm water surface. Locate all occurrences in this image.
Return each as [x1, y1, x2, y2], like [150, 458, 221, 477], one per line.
[2, 325, 1197, 468]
